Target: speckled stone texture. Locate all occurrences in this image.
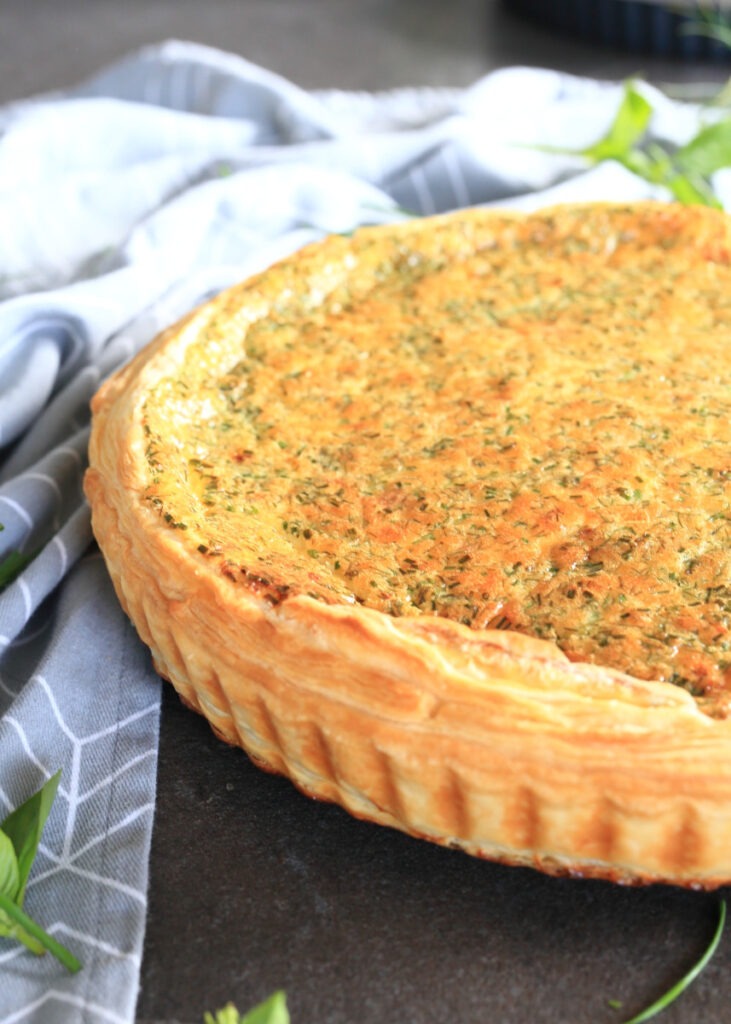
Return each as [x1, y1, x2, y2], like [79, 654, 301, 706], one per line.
[138, 687, 728, 1024]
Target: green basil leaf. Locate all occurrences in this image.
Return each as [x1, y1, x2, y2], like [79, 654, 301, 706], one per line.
[203, 1006, 242, 1024]
[0, 831, 20, 921]
[241, 991, 289, 1024]
[1, 771, 61, 906]
[0, 838, 48, 957]
[0, 550, 32, 591]
[205, 992, 290, 1024]
[0, 772, 80, 971]
[0, 831, 19, 940]
[676, 119, 731, 177]
[582, 82, 653, 163]
[0, 830, 20, 901]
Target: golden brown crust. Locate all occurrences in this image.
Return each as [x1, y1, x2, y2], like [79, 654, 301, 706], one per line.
[86, 202, 731, 887]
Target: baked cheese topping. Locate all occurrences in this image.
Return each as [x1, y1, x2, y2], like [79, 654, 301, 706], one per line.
[141, 204, 731, 709]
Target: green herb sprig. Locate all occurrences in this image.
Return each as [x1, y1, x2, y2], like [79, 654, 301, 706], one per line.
[681, 7, 731, 52]
[618, 900, 726, 1024]
[544, 78, 731, 208]
[0, 771, 81, 973]
[204, 991, 289, 1024]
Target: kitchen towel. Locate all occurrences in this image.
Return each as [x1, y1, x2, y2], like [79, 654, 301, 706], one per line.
[0, 39, 726, 1023]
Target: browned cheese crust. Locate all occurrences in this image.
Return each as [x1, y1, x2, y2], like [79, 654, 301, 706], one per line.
[85, 202, 731, 887]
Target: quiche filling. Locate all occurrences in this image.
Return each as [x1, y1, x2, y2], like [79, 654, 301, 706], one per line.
[141, 204, 731, 709]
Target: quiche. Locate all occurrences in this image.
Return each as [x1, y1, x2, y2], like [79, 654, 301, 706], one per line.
[85, 201, 731, 888]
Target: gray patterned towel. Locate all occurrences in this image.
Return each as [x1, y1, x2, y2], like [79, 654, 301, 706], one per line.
[0, 39, 721, 1023]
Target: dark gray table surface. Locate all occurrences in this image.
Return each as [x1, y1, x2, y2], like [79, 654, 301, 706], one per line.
[140, 686, 730, 1024]
[134, 684, 724, 1024]
[4, 2, 731, 1022]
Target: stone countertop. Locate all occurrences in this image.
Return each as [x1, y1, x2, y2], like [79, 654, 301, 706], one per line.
[138, 687, 728, 1024]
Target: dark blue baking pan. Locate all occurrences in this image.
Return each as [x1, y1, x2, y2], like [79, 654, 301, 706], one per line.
[509, 0, 731, 60]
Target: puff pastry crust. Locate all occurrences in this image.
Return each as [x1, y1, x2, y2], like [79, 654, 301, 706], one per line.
[85, 202, 731, 887]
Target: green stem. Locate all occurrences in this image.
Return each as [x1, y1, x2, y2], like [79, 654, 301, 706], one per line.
[0, 890, 81, 973]
[621, 900, 726, 1024]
